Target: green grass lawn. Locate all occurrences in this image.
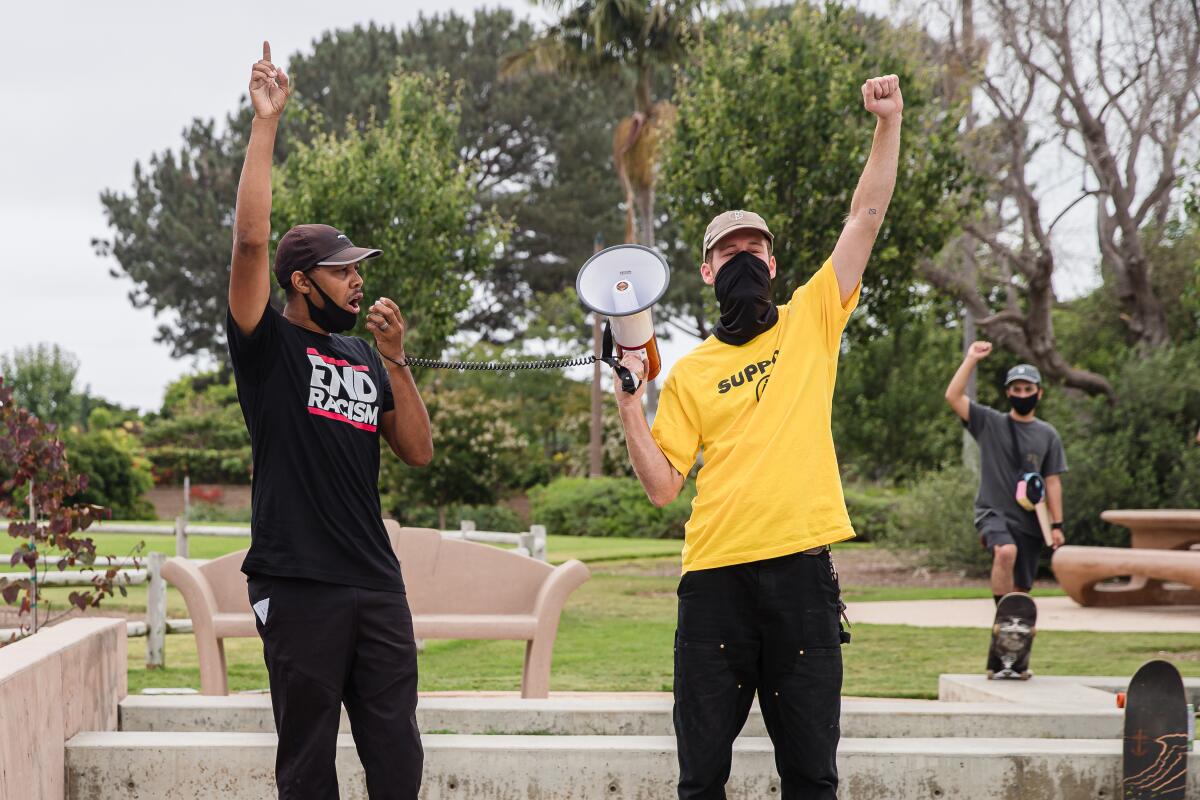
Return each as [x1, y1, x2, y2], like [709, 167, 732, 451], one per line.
[8, 534, 1193, 698]
[89, 560, 1198, 698]
[2, 530, 686, 568]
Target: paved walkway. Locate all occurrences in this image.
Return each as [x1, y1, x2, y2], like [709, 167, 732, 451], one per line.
[846, 595, 1200, 633]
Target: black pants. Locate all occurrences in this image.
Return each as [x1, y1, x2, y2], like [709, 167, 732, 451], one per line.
[673, 549, 845, 800]
[247, 575, 422, 799]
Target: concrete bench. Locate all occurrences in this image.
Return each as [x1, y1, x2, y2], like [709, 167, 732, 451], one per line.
[1051, 544, 1200, 606]
[162, 522, 589, 697]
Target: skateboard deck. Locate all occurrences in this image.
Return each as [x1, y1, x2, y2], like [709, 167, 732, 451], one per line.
[986, 592, 1036, 680]
[1123, 659, 1188, 799]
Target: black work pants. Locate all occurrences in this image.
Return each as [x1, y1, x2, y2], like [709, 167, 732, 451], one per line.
[673, 549, 845, 800]
[247, 575, 422, 800]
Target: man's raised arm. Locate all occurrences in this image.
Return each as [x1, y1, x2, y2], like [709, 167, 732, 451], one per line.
[228, 41, 291, 336]
[831, 75, 903, 304]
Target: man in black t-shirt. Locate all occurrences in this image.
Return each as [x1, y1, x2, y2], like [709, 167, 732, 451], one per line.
[227, 42, 432, 799]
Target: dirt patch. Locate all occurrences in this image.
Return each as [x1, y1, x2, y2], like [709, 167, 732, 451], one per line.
[604, 547, 1058, 590]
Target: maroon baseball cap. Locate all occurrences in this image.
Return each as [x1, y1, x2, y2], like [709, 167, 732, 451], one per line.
[273, 224, 381, 289]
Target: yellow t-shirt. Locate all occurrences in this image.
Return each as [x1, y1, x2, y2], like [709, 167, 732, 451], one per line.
[651, 258, 861, 573]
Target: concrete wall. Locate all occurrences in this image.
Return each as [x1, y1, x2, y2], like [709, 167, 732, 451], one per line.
[65, 732, 1200, 799]
[147, 484, 251, 520]
[0, 618, 127, 800]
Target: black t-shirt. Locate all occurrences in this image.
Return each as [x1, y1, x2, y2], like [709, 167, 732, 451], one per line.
[226, 304, 404, 592]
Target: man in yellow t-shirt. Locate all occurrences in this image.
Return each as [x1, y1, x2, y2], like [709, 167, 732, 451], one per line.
[614, 75, 903, 800]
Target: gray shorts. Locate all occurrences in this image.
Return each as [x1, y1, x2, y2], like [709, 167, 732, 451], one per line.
[978, 516, 1042, 590]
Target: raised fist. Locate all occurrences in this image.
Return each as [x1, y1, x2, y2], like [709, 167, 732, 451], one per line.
[862, 74, 902, 120]
[967, 341, 993, 361]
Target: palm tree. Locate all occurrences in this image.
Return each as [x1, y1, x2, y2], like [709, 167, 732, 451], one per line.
[504, 0, 708, 247]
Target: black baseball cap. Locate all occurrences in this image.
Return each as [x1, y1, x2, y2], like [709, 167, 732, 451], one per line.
[273, 224, 381, 289]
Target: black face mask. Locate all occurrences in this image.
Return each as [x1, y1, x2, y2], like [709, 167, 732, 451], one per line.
[1008, 393, 1039, 416]
[303, 276, 358, 334]
[712, 251, 778, 346]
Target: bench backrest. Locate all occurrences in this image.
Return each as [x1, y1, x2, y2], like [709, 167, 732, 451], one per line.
[192, 523, 552, 616]
[199, 549, 253, 614]
[385, 521, 552, 615]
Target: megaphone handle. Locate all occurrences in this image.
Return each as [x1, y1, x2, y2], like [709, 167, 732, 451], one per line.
[602, 321, 640, 395]
[615, 364, 639, 395]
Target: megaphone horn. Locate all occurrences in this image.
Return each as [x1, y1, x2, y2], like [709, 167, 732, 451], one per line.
[576, 244, 670, 394]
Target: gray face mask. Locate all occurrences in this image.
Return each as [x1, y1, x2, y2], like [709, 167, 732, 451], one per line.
[304, 276, 358, 334]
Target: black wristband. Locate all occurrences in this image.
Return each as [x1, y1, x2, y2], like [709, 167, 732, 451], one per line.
[1051, 522, 1064, 531]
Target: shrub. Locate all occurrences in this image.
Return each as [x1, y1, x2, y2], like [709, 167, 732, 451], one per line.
[843, 484, 902, 542]
[388, 504, 524, 533]
[876, 464, 991, 576]
[64, 427, 155, 520]
[529, 477, 696, 539]
[1041, 341, 1200, 548]
[188, 501, 252, 524]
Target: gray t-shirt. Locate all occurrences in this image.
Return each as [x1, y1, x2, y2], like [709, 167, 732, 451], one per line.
[965, 401, 1068, 537]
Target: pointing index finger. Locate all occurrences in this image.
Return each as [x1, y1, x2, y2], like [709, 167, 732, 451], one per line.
[263, 41, 271, 63]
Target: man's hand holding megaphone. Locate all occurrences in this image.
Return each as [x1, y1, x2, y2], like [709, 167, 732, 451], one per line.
[615, 351, 649, 405]
[366, 297, 407, 363]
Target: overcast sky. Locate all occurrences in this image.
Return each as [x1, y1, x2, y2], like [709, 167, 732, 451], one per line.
[0, 0, 1103, 412]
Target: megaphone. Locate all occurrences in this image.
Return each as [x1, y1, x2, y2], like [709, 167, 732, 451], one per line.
[576, 244, 670, 394]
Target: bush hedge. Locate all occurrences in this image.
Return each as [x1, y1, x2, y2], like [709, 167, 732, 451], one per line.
[529, 477, 696, 539]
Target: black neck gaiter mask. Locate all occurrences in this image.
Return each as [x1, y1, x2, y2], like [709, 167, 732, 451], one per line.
[712, 251, 778, 345]
[304, 278, 358, 334]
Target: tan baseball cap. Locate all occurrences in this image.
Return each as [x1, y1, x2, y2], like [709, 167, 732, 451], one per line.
[702, 209, 774, 260]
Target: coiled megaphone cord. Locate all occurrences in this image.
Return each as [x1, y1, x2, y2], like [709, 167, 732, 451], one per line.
[377, 352, 600, 371]
[374, 322, 639, 394]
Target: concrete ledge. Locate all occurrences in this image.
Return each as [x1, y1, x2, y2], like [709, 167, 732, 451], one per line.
[939, 673, 1200, 707]
[1, 618, 127, 799]
[118, 693, 1123, 739]
[67, 731, 1200, 799]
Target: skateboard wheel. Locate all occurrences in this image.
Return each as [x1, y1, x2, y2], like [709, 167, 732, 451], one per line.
[1116, 691, 1126, 709]
[986, 670, 995, 680]
[992, 624, 1000, 635]
[1019, 671, 1031, 681]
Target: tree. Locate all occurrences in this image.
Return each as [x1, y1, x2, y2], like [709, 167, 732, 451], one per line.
[396, 10, 627, 338]
[96, 14, 629, 364]
[94, 120, 248, 364]
[380, 387, 529, 528]
[0, 344, 83, 428]
[833, 311, 965, 481]
[271, 72, 502, 358]
[64, 417, 156, 521]
[140, 372, 251, 485]
[917, 0, 1200, 395]
[660, 4, 973, 335]
[1, 378, 130, 639]
[506, 1, 707, 248]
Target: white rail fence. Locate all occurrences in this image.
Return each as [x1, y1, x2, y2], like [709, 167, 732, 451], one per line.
[81, 518, 548, 561]
[0, 520, 548, 665]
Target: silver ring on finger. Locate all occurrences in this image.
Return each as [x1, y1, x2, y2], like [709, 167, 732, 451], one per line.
[379, 321, 389, 331]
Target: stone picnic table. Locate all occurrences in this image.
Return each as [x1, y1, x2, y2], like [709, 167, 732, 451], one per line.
[1052, 510, 1200, 607]
[1101, 509, 1200, 551]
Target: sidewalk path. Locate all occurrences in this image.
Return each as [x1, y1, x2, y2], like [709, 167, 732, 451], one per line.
[846, 595, 1200, 633]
